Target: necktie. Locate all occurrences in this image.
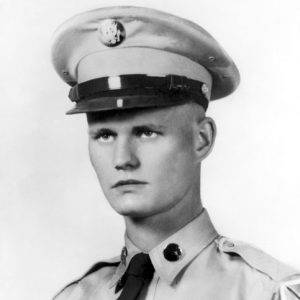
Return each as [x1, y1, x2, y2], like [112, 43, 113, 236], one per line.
[117, 253, 155, 300]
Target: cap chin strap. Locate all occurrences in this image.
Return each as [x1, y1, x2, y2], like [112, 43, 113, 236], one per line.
[68, 74, 209, 111]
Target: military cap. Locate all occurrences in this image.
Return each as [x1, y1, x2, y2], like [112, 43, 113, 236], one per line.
[51, 6, 240, 114]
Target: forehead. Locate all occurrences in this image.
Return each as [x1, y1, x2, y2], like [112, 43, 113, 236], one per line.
[86, 104, 193, 127]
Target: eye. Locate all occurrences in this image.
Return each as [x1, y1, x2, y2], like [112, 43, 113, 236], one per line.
[135, 127, 160, 139]
[90, 129, 116, 143]
[140, 130, 158, 139]
[98, 133, 115, 143]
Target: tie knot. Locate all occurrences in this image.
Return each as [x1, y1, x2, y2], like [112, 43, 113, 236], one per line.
[116, 253, 155, 299]
[126, 253, 154, 279]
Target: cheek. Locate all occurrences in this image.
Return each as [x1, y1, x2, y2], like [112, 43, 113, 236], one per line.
[89, 141, 99, 169]
[141, 138, 195, 185]
[89, 142, 112, 184]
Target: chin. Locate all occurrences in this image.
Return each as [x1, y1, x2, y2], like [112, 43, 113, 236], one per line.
[115, 205, 150, 218]
[117, 205, 166, 219]
[110, 195, 156, 218]
[118, 210, 146, 218]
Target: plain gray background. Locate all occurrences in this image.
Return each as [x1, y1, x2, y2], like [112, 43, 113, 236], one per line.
[1, 0, 300, 299]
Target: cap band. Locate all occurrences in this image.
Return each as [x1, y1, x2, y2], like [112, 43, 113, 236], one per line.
[68, 74, 209, 111]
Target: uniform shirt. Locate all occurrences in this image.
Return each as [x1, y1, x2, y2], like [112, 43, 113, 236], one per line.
[54, 209, 300, 299]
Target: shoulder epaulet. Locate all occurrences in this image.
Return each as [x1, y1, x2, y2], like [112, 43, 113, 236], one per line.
[53, 259, 119, 299]
[277, 277, 300, 299]
[216, 236, 300, 283]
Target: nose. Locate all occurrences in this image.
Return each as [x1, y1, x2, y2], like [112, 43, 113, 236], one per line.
[114, 137, 140, 171]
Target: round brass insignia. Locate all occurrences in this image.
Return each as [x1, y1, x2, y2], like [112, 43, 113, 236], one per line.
[98, 19, 126, 47]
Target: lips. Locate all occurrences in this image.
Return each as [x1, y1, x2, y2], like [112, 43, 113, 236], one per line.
[112, 180, 148, 188]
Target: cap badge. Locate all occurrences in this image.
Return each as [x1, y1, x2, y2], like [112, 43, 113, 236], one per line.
[98, 19, 126, 47]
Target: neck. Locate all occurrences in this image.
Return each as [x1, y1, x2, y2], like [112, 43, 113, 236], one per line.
[124, 182, 203, 252]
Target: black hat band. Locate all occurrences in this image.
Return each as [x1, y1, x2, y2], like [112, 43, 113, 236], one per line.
[68, 74, 209, 111]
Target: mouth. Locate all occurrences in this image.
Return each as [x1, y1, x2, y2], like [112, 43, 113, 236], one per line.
[112, 180, 148, 188]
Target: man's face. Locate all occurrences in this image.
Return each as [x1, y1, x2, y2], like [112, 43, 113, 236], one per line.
[87, 104, 202, 218]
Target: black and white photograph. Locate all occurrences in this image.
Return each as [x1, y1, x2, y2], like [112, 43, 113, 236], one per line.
[1, 0, 300, 299]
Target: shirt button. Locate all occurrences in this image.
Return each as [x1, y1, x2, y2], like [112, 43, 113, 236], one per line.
[120, 246, 128, 265]
[163, 243, 183, 261]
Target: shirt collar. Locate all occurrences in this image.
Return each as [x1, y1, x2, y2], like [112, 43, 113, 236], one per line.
[109, 208, 219, 288]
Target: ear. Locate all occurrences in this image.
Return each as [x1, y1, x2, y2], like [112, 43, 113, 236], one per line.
[194, 117, 216, 161]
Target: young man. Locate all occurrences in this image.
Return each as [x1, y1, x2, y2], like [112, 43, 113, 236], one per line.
[51, 6, 300, 300]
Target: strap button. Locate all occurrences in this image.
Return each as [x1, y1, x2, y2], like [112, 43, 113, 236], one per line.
[223, 240, 235, 248]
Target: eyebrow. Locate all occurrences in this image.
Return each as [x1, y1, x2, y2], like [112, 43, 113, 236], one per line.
[133, 123, 166, 130]
[88, 127, 115, 137]
[88, 123, 167, 136]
